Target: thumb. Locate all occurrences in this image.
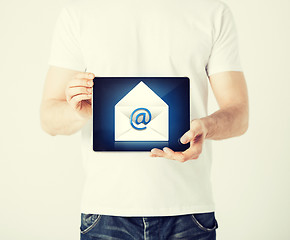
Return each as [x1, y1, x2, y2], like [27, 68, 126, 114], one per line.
[180, 129, 197, 144]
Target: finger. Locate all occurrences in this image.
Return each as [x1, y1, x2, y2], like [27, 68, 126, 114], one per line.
[149, 153, 158, 157]
[70, 94, 92, 109]
[66, 87, 92, 102]
[164, 150, 188, 162]
[163, 148, 188, 162]
[152, 147, 187, 162]
[163, 143, 204, 162]
[162, 147, 176, 159]
[180, 129, 197, 144]
[150, 148, 165, 157]
[75, 72, 95, 80]
[69, 78, 94, 88]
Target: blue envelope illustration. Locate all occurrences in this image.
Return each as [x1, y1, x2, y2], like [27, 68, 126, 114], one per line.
[114, 81, 169, 141]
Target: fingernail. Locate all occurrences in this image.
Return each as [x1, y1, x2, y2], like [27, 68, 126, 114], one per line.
[89, 74, 94, 79]
[163, 147, 169, 153]
[180, 136, 187, 144]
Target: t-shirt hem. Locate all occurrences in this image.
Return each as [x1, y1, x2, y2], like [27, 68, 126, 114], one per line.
[207, 67, 243, 77]
[80, 204, 216, 217]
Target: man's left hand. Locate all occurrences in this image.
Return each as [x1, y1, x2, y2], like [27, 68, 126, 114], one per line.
[150, 119, 208, 162]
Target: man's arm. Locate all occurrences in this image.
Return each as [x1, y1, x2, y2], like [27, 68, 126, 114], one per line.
[40, 66, 95, 136]
[150, 71, 249, 162]
[201, 71, 249, 140]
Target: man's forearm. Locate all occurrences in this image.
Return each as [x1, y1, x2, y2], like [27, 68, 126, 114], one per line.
[200, 104, 249, 140]
[40, 99, 88, 136]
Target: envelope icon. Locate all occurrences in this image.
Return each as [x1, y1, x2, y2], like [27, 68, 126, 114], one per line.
[115, 81, 169, 141]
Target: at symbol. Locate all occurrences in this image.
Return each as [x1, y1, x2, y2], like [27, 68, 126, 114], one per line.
[130, 108, 152, 130]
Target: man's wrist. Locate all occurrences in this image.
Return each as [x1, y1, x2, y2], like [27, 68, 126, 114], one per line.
[199, 116, 217, 139]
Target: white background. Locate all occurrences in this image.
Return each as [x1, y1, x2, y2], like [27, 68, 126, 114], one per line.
[0, 0, 289, 239]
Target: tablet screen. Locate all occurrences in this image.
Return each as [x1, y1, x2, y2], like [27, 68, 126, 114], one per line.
[92, 77, 190, 151]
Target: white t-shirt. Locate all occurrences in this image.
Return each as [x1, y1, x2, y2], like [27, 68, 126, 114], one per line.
[48, 0, 243, 217]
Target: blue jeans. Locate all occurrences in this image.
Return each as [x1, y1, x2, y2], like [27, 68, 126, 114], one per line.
[80, 212, 218, 240]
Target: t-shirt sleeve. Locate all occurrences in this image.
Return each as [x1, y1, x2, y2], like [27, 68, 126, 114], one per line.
[206, 4, 243, 77]
[48, 6, 86, 72]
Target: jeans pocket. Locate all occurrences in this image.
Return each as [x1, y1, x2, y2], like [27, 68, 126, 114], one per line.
[190, 212, 218, 232]
[80, 213, 102, 234]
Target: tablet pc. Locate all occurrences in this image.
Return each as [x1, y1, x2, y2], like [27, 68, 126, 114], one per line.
[92, 76, 190, 151]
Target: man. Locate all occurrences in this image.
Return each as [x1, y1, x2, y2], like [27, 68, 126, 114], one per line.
[40, 0, 248, 239]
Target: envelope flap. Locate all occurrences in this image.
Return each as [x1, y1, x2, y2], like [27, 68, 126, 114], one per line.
[115, 81, 167, 107]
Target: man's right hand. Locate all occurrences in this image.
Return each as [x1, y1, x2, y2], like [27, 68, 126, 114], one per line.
[65, 72, 95, 120]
